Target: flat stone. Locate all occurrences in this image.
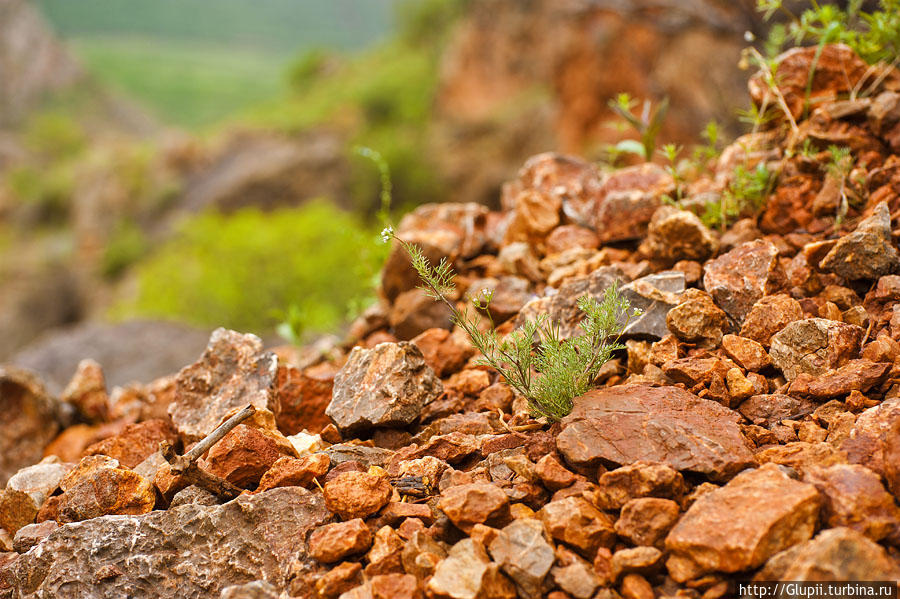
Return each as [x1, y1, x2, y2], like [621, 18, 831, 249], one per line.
[327, 342, 442, 436]
[488, 519, 554, 599]
[620, 271, 684, 339]
[9, 487, 330, 597]
[539, 496, 615, 558]
[256, 454, 330, 492]
[427, 538, 516, 599]
[169, 328, 278, 442]
[438, 483, 510, 534]
[769, 318, 863, 381]
[557, 384, 754, 480]
[821, 202, 900, 280]
[665, 464, 821, 581]
[56, 467, 156, 523]
[593, 462, 686, 510]
[0, 367, 60, 487]
[789, 359, 891, 399]
[309, 519, 373, 563]
[323, 471, 392, 520]
[738, 394, 816, 428]
[703, 240, 786, 324]
[804, 464, 900, 543]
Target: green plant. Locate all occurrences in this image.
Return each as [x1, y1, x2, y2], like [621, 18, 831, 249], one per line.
[101, 218, 148, 279]
[387, 230, 638, 421]
[702, 162, 774, 230]
[606, 93, 669, 162]
[823, 145, 856, 227]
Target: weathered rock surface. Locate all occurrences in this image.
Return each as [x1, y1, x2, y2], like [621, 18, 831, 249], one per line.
[488, 519, 555, 599]
[640, 206, 718, 264]
[10, 487, 331, 598]
[620, 271, 684, 339]
[327, 342, 442, 436]
[0, 367, 60, 487]
[323, 471, 392, 521]
[309, 519, 373, 564]
[438, 483, 510, 533]
[557, 384, 754, 479]
[539, 496, 615, 558]
[665, 464, 821, 582]
[769, 318, 863, 381]
[594, 164, 674, 243]
[426, 538, 516, 599]
[169, 329, 278, 442]
[820, 203, 900, 280]
[703, 239, 786, 324]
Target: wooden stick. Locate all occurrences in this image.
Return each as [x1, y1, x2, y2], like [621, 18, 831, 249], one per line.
[161, 404, 257, 500]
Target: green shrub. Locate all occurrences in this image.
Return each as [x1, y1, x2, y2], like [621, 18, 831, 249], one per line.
[117, 201, 386, 336]
[23, 111, 87, 160]
[101, 218, 148, 279]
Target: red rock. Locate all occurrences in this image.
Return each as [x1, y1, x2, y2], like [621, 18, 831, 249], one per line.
[309, 518, 373, 563]
[640, 206, 717, 264]
[366, 525, 406, 576]
[503, 188, 562, 248]
[370, 573, 422, 599]
[501, 153, 602, 226]
[738, 394, 815, 428]
[271, 361, 336, 435]
[665, 291, 729, 347]
[665, 464, 821, 582]
[841, 399, 900, 479]
[256, 453, 330, 492]
[703, 239, 786, 324]
[475, 383, 515, 413]
[594, 163, 675, 243]
[445, 369, 490, 396]
[788, 359, 891, 399]
[614, 497, 681, 548]
[546, 225, 600, 255]
[56, 467, 156, 523]
[323, 471, 392, 520]
[770, 318, 863, 381]
[539, 496, 615, 558]
[739, 294, 804, 346]
[0, 367, 61, 486]
[83, 419, 178, 468]
[804, 464, 900, 543]
[557, 384, 754, 480]
[750, 44, 870, 121]
[756, 441, 848, 475]
[379, 502, 434, 525]
[42, 421, 124, 464]
[662, 356, 731, 387]
[438, 483, 511, 533]
[389, 288, 455, 341]
[821, 202, 900, 280]
[315, 561, 363, 599]
[534, 454, 577, 491]
[721, 334, 772, 371]
[411, 328, 473, 378]
[479, 433, 527, 457]
[199, 424, 289, 488]
[60, 359, 109, 423]
[411, 432, 479, 465]
[592, 462, 686, 510]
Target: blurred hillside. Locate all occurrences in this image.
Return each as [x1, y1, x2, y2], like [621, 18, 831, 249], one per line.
[1, 0, 794, 385]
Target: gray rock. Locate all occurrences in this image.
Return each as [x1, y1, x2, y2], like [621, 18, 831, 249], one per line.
[557, 383, 754, 480]
[11, 521, 56, 554]
[326, 342, 442, 436]
[169, 328, 278, 442]
[5, 458, 72, 509]
[488, 519, 555, 599]
[219, 581, 280, 599]
[324, 444, 395, 469]
[0, 367, 60, 486]
[426, 538, 516, 599]
[620, 271, 685, 339]
[10, 487, 330, 598]
[820, 202, 900, 280]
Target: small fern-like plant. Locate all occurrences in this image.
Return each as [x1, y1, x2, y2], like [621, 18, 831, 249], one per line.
[383, 228, 638, 421]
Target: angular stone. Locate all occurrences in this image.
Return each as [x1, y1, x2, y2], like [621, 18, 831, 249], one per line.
[84, 419, 178, 469]
[60, 358, 109, 422]
[411, 328, 473, 378]
[366, 525, 405, 576]
[309, 519, 373, 563]
[502, 188, 562, 247]
[620, 271, 684, 339]
[788, 359, 891, 399]
[804, 464, 900, 543]
[402, 530, 447, 579]
[593, 462, 686, 510]
[200, 424, 291, 489]
[840, 398, 900, 478]
[769, 318, 863, 382]
[721, 334, 772, 371]
[438, 483, 510, 533]
[389, 288, 454, 341]
[56, 467, 156, 523]
[821, 202, 900, 280]
[426, 538, 516, 599]
[665, 464, 821, 582]
[315, 561, 363, 599]
[272, 361, 337, 436]
[611, 546, 663, 581]
[759, 527, 900, 582]
[169, 329, 278, 442]
[640, 206, 718, 264]
[327, 342, 441, 436]
[703, 240, 786, 324]
[557, 384, 754, 479]
[665, 290, 729, 346]
[740, 294, 804, 346]
[256, 453, 330, 492]
[738, 394, 816, 428]
[12, 520, 57, 553]
[370, 573, 421, 599]
[594, 163, 675, 243]
[411, 432, 479, 465]
[323, 471, 392, 520]
[59, 455, 120, 492]
[756, 442, 848, 475]
[5, 458, 72, 511]
[488, 519, 554, 599]
[539, 496, 615, 558]
[0, 367, 60, 487]
[533, 455, 576, 491]
[10, 487, 330, 597]
[546, 225, 599, 255]
[614, 498, 681, 548]
[550, 551, 598, 599]
[0, 490, 38, 535]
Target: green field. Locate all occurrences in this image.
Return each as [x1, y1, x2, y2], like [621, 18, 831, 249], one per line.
[36, 0, 395, 129]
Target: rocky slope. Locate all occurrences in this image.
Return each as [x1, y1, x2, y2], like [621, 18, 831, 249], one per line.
[3, 43, 900, 598]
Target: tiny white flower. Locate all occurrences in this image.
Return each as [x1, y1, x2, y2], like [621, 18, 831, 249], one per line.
[482, 288, 492, 297]
[380, 226, 394, 243]
[744, 30, 755, 42]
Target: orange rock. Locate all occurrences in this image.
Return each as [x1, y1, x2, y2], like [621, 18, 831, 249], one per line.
[438, 482, 511, 533]
[272, 361, 337, 435]
[308, 518, 373, 563]
[539, 496, 615, 559]
[56, 467, 155, 523]
[200, 424, 289, 488]
[60, 359, 109, 423]
[83, 419, 179, 468]
[255, 453, 329, 492]
[323, 471, 392, 520]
